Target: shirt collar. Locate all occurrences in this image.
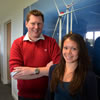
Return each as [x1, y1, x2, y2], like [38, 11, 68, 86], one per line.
[23, 32, 45, 42]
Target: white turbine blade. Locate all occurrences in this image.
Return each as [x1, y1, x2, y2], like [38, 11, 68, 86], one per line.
[60, 2, 100, 17]
[70, 7, 73, 33]
[62, 0, 67, 7]
[63, 0, 74, 7]
[52, 17, 60, 38]
[71, 0, 81, 7]
[71, 0, 74, 4]
[53, 0, 60, 15]
[90, 11, 100, 16]
[62, 14, 66, 25]
[59, 17, 62, 47]
[72, 6, 78, 24]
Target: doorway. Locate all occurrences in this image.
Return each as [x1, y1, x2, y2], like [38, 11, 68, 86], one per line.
[7, 21, 11, 83]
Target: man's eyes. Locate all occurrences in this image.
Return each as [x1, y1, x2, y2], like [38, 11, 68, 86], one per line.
[31, 23, 41, 25]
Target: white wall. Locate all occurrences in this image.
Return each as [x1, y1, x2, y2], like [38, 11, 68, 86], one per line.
[0, 0, 38, 100]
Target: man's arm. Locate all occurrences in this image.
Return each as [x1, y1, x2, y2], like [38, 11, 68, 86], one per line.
[9, 39, 53, 80]
[11, 61, 53, 80]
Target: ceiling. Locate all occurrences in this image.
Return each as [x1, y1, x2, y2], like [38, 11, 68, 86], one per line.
[0, 0, 37, 21]
[0, 0, 19, 20]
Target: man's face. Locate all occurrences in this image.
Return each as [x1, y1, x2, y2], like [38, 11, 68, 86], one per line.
[25, 15, 44, 40]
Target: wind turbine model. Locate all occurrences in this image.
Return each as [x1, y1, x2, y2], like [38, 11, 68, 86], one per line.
[62, 0, 78, 34]
[52, 0, 100, 47]
[52, 0, 78, 47]
[63, 0, 80, 34]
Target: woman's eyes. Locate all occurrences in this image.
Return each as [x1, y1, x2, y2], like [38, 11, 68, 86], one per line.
[71, 48, 77, 50]
[64, 47, 77, 50]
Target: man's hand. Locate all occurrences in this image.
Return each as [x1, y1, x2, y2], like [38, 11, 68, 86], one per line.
[12, 67, 34, 79]
[13, 67, 34, 75]
[11, 61, 53, 80]
[39, 61, 53, 76]
[46, 61, 53, 68]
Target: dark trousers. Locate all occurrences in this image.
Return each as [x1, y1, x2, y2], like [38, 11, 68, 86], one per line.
[18, 96, 44, 100]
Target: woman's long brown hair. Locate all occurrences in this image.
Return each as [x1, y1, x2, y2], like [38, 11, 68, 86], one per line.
[50, 33, 91, 96]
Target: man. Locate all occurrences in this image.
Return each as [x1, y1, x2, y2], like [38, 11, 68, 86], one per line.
[9, 9, 60, 100]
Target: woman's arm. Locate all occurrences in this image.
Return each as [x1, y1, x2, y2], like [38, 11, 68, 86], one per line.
[45, 64, 56, 100]
[85, 71, 99, 100]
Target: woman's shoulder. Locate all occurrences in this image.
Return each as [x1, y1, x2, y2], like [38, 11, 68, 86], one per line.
[85, 70, 97, 84]
[87, 70, 96, 78]
[49, 64, 57, 79]
[50, 64, 56, 72]
[83, 71, 98, 100]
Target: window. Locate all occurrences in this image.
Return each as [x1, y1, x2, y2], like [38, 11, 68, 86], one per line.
[85, 31, 100, 46]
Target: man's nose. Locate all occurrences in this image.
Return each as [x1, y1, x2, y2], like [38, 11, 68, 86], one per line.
[34, 24, 39, 28]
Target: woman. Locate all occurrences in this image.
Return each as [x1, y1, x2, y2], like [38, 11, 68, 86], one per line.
[47, 33, 98, 100]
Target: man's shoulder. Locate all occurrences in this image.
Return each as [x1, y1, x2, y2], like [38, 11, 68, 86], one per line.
[13, 35, 25, 43]
[43, 34, 56, 41]
[15, 35, 25, 41]
[12, 35, 25, 46]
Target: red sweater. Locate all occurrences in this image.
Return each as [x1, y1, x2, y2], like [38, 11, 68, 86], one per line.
[9, 35, 60, 99]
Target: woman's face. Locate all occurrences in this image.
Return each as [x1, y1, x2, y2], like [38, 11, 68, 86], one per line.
[62, 38, 79, 64]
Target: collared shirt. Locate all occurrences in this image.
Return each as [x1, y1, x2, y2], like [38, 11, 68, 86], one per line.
[23, 32, 45, 42]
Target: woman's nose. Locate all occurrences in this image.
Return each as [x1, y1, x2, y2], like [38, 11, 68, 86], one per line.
[67, 49, 71, 54]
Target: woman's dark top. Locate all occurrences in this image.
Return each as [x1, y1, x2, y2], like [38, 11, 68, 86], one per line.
[46, 64, 98, 100]
[54, 82, 80, 100]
